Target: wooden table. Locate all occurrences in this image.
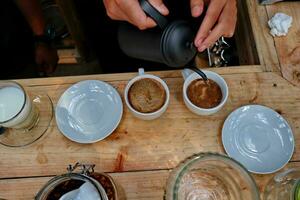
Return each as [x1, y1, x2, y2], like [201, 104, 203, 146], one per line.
[245, 0, 300, 86]
[1, 0, 300, 198]
[0, 66, 300, 199]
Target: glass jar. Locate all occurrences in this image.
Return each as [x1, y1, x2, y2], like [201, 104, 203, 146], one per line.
[165, 153, 260, 200]
[35, 163, 125, 200]
[264, 168, 300, 200]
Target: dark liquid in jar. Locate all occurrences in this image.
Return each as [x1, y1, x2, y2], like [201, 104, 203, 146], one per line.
[45, 174, 116, 200]
[91, 173, 116, 200]
[187, 79, 222, 109]
[46, 180, 84, 200]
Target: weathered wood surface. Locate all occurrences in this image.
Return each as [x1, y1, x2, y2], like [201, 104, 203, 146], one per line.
[245, 0, 281, 72]
[56, 0, 93, 62]
[0, 71, 299, 180]
[57, 49, 78, 65]
[1, 162, 300, 200]
[15, 66, 263, 87]
[265, 2, 300, 86]
[0, 170, 169, 200]
[235, 0, 260, 66]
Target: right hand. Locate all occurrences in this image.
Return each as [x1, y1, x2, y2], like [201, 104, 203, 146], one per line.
[103, 0, 169, 30]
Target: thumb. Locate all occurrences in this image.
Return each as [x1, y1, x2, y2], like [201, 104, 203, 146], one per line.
[190, 0, 204, 17]
[149, 0, 169, 16]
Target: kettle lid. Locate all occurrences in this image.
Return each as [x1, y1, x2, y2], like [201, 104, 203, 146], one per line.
[161, 21, 197, 67]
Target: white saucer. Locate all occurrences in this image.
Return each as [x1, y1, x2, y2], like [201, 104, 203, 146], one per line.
[56, 80, 123, 143]
[222, 105, 294, 174]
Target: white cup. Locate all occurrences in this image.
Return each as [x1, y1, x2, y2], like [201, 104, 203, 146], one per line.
[124, 68, 170, 120]
[182, 68, 228, 115]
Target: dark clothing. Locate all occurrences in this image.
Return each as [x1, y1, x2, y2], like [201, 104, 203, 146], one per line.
[0, 0, 36, 79]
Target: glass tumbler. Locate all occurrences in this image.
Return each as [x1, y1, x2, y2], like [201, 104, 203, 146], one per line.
[264, 168, 300, 200]
[0, 81, 53, 147]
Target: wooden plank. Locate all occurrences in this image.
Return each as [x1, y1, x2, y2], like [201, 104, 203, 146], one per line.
[0, 170, 169, 200]
[265, 3, 300, 86]
[235, 0, 260, 65]
[14, 66, 263, 87]
[1, 162, 300, 200]
[57, 49, 78, 65]
[56, 0, 92, 62]
[245, 0, 281, 72]
[1, 72, 300, 178]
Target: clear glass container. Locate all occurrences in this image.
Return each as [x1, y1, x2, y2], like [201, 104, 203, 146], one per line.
[0, 81, 53, 147]
[264, 168, 300, 200]
[165, 153, 260, 200]
[35, 163, 125, 200]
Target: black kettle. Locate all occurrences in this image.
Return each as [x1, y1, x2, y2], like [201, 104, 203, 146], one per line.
[118, 0, 197, 67]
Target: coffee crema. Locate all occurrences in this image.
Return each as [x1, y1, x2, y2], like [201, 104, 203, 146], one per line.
[128, 78, 166, 113]
[187, 79, 222, 109]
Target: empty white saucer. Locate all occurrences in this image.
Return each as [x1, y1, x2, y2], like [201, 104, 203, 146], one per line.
[222, 105, 294, 174]
[56, 80, 123, 143]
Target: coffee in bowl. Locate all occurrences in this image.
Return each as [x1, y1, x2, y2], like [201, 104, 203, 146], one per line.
[187, 79, 222, 109]
[128, 78, 166, 113]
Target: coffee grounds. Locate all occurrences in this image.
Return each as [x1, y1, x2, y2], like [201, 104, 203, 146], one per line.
[187, 79, 222, 109]
[128, 78, 166, 113]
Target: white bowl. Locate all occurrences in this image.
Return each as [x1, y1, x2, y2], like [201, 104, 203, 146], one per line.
[124, 68, 170, 120]
[182, 69, 228, 115]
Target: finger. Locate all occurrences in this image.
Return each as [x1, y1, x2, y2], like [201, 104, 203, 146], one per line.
[197, 23, 223, 52]
[45, 64, 56, 74]
[36, 61, 45, 73]
[194, 0, 226, 47]
[190, 0, 204, 17]
[49, 61, 58, 74]
[198, 0, 237, 52]
[220, 0, 237, 38]
[116, 0, 156, 30]
[149, 0, 169, 16]
[103, 0, 129, 21]
[46, 55, 58, 74]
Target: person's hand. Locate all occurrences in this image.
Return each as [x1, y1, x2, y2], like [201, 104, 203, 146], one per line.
[103, 0, 169, 30]
[35, 43, 58, 75]
[191, 0, 237, 52]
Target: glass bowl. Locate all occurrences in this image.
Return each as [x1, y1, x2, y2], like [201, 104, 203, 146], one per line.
[165, 153, 260, 200]
[264, 168, 300, 200]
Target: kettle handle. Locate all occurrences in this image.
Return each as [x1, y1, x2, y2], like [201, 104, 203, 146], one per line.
[139, 0, 168, 29]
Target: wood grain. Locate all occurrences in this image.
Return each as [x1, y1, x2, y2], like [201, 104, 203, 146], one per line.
[1, 162, 300, 200]
[245, 0, 281, 72]
[265, 3, 300, 86]
[57, 49, 78, 65]
[14, 66, 263, 87]
[0, 170, 169, 200]
[235, 0, 260, 66]
[56, 0, 92, 62]
[0, 71, 299, 179]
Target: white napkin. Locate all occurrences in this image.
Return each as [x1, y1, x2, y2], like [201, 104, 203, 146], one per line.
[268, 13, 293, 37]
[59, 182, 102, 200]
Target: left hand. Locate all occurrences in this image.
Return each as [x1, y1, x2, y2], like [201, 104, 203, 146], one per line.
[191, 0, 237, 52]
[35, 43, 58, 75]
